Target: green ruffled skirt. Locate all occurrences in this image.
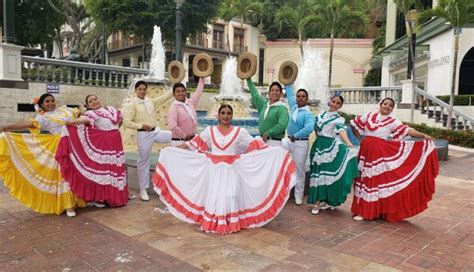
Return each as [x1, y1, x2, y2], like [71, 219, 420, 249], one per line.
[307, 135, 359, 206]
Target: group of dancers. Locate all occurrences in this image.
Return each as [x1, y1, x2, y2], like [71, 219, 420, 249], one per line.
[0, 61, 438, 234]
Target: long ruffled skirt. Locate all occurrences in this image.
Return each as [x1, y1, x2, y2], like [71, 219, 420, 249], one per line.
[307, 135, 359, 206]
[55, 126, 128, 207]
[153, 147, 296, 234]
[0, 132, 84, 214]
[351, 136, 438, 222]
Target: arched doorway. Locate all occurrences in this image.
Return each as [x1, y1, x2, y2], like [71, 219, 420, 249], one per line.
[459, 47, 474, 95]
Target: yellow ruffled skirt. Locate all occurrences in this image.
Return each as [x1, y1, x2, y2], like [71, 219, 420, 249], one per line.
[0, 132, 85, 214]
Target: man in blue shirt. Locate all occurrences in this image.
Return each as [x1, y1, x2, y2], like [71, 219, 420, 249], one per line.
[284, 86, 315, 205]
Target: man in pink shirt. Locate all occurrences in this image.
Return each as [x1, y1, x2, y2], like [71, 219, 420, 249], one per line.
[167, 77, 204, 146]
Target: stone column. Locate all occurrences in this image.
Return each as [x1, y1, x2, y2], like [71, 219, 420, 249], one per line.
[400, 79, 414, 104]
[0, 43, 23, 81]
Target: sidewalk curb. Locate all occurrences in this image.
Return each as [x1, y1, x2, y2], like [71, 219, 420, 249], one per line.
[449, 144, 474, 154]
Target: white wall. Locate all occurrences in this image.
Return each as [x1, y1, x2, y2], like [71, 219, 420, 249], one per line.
[425, 30, 454, 96]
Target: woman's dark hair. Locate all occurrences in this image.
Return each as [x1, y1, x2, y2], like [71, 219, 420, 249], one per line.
[379, 97, 395, 106]
[172, 83, 186, 94]
[331, 95, 344, 105]
[37, 93, 55, 109]
[218, 104, 233, 114]
[84, 94, 98, 109]
[296, 89, 308, 98]
[269, 81, 283, 92]
[134, 80, 148, 89]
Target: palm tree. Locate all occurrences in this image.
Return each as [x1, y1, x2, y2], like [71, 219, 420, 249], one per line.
[275, 0, 319, 58]
[221, 0, 263, 54]
[315, 0, 365, 87]
[419, 0, 474, 128]
[219, 0, 238, 55]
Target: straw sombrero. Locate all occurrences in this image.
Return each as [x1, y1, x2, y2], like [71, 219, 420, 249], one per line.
[237, 52, 257, 79]
[193, 53, 214, 78]
[278, 61, 298, 85]
[168, 61, 185, 83]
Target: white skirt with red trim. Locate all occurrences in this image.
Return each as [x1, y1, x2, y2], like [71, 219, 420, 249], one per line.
[351, 136, 438, 222]
[153, 147, 296, 234]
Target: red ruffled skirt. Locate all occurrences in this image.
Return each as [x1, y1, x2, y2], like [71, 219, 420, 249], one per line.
[153, 147, 296, 234]
[351, 136, 438, 222]
[56, 125, 128, 206]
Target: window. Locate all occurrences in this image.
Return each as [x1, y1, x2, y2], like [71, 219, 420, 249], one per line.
[122, 58, 130, 67]
[213, 24, 224, 49]
[233, 28, 245, 53]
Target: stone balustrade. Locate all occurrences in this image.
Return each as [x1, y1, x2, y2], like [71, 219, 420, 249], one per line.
[21, 56, 149, 88]
[329, 86, 402, 104]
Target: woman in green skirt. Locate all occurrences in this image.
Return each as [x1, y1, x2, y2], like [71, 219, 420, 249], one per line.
[308, 94, 359, 214]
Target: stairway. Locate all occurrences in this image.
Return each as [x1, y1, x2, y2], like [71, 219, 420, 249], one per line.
[415, 87, 473, 131]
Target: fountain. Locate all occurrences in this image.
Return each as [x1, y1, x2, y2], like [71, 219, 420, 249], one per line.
[294, 47, 329, 113]
[121, 26, 173, 152]
[198, 57, 259, 135]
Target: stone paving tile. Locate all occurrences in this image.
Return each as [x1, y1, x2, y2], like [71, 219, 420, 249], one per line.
[1, 151, 473, 271]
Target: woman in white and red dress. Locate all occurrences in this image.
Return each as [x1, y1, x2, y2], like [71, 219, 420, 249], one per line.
[350, 97, 438, 222]
[55, 94, 129, 207]
[153, 104, 296, 234]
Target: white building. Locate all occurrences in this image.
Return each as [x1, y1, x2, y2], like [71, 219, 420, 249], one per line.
[378, 0, 474, 97]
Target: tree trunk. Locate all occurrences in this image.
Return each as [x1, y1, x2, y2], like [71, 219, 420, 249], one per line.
[226, 22, 231, 56]
[298, 32, 304, 58]
[328, 29, 334, 87]
[447, 33, 459, 129]
[240, 20, 244, 53]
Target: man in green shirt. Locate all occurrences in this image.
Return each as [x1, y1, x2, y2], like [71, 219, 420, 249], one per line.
[247, 79, 289, 147]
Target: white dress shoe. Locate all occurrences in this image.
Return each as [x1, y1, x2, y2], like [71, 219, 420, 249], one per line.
[66, 208, 76, 217]
[353, 215, 364, 221]
[87, 202, 106, 208]
[295, 198, 303, 205]
[311, 205, 320, 215]
[140, 189, 149, 201]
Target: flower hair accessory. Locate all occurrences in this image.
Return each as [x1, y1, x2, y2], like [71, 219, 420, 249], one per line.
[328, 91, 342, 106]
[32, 97, 42, 113]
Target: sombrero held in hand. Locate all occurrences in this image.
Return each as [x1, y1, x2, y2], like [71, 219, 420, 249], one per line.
[237, 52, 257, 79]
[193, 53, 214, 78]
[168, 61, 185, 84]
[278, 61, 298, 85]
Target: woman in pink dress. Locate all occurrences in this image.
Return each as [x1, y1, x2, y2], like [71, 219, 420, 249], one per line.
[350, 97, 438, 222]
[153, 104, 296, 234]
[55, 94, 129, 207]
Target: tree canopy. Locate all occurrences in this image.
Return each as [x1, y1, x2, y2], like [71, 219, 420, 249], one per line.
[1, 0, 66, 48]
[85, 0, 221, 43]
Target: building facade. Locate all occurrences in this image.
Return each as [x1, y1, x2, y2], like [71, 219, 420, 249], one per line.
[379, 0, 474, 96]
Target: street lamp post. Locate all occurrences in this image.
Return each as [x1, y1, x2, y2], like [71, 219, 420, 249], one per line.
[258, 34, 267, 86]
[407, 9, 418, 123]
[175, 0, 185, 62]
[3, 0, 16, 43]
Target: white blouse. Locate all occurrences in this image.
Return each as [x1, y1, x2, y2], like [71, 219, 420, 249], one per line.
[83, 106, 121, 131]
[34, 106, 77, 135]
[189, 126, 257, 155]
[315, 111, 346, 138]
[351, 112, 410, 140]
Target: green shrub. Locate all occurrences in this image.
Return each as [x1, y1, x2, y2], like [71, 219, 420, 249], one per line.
[187, 87, 220, 93]
[363, 67, 382, 86]
[404, 122, 474, 148]
[434, 95, 474, 106]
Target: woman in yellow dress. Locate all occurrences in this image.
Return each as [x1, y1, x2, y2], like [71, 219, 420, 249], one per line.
[0, 93, 85, 217]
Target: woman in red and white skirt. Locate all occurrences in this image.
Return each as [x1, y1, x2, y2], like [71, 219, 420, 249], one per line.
[55, 94, 129, 207]
[350, 97, 438, 222]
[153, 104, 296, 234]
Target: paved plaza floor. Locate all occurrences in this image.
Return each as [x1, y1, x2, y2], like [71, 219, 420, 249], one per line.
[0, 148, 473, 271]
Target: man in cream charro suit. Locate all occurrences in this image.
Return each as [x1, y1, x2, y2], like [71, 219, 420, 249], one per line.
[123, 80, 172, 201]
